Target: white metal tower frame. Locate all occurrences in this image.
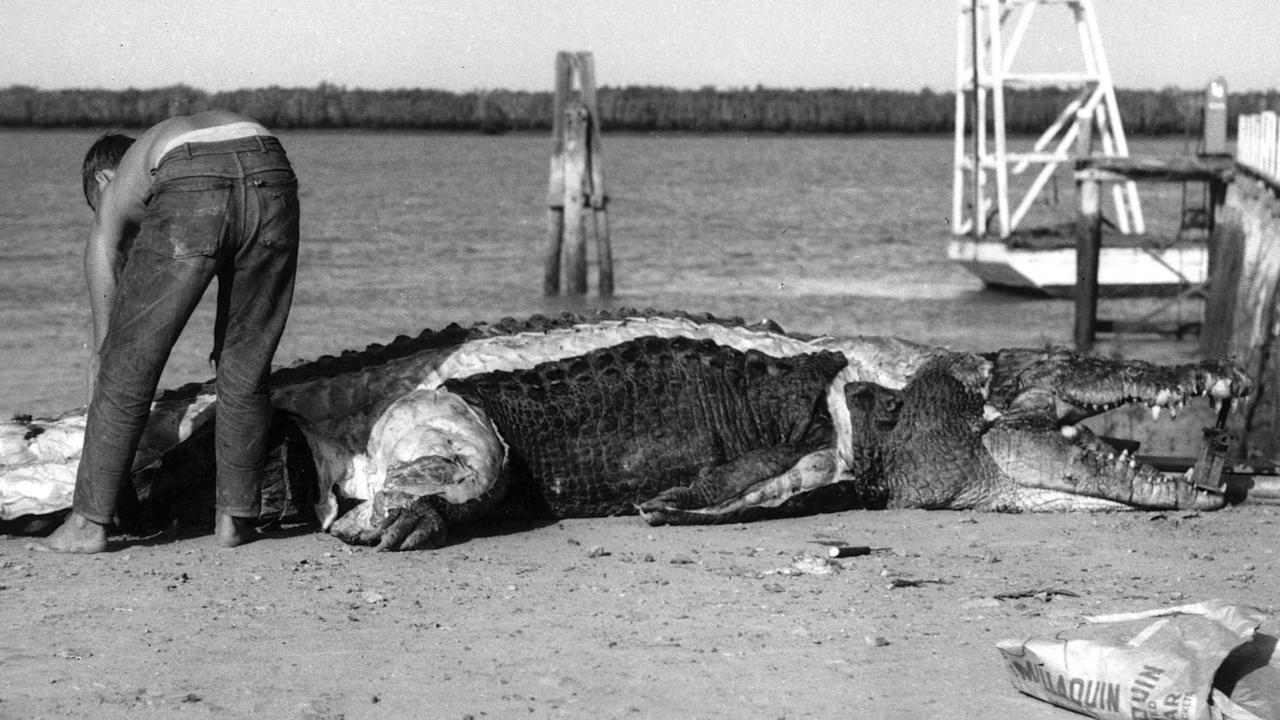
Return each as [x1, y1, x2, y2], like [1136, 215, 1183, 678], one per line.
[952, 0, 1144, 239]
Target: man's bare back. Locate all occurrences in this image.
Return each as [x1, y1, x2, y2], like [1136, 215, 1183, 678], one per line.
[95, 111, 271, 225]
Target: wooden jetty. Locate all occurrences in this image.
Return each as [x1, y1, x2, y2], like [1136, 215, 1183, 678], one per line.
[1072, 153, 1234, 349]
[1200, 112, 1280, 462]
[1068, 111, 1280, 462]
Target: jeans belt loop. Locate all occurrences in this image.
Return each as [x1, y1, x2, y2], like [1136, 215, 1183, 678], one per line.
[255, 135, 267, 153]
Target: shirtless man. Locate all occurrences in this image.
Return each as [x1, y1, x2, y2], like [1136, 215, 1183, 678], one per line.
[30, 110, 301, 552]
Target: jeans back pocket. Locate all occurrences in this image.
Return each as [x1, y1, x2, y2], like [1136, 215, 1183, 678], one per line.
[141, 180, 232, 258]
[253, 175, 300, 251]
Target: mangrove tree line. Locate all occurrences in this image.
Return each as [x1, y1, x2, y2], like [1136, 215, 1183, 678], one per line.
[0, 83, 1275, 135]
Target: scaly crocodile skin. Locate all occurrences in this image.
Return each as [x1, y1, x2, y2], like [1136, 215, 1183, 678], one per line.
[447, 336, 847, 516]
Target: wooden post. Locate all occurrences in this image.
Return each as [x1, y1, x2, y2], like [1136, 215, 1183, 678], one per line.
[543, 203, 565, 295]
[1075, 171, 1102, 352]
[594, 207, 614, 296]
[578, 53, 613, 297]
[1200, 174, 1231, 348]
[544, 51, 612, 296]
[1201, 212, 1242, 356]
[1209, 175, 1280, 459]
[543, 53, 572, 295]
[562, 104, 589, 294]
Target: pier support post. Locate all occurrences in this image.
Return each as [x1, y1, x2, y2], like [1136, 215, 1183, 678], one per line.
[544, 51, 612, 296]
[1204, 175, 1280, 460]
[561, 104, 589, 294]
[1074, 174, 1102, 352]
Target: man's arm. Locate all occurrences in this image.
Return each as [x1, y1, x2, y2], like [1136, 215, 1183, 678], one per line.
[83, 208, 132, 400]
[82, 148, 149, 399]
[84, 218, 125, 352]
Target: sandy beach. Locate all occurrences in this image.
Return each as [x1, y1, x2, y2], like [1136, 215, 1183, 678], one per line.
[4, 490, 1278, 719]
[3, 317, 1272, 719]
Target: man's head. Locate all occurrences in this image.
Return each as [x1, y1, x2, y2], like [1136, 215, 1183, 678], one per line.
[81, 133, 135, 211]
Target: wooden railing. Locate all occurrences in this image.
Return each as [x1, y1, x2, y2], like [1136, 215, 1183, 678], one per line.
[1237, 111, 1280, 185]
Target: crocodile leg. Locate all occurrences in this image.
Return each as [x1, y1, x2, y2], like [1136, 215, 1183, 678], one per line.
[637, 444, 841, 525]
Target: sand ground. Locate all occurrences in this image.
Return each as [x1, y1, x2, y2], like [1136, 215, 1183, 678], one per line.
[2, 330, 1277, 720]
[3, 503, 1278, 719]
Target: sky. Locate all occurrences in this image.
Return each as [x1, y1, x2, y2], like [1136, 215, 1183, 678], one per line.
[3, 0, 1278, 94]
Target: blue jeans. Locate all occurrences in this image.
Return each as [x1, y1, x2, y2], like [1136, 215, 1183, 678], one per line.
[74, 135, 300, 523]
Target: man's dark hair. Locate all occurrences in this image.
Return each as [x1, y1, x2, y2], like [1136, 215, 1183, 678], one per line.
[81, 133, 135, 208]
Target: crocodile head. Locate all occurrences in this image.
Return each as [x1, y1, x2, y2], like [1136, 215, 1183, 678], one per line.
[842, 349, 1252, 512]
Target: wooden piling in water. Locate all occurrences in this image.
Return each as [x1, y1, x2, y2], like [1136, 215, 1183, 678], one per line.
[561, 103, 590, 294]
[544, 51, 612, 296]
[1074, 175, 1103, 352]
[1073, 111, 1101, 352]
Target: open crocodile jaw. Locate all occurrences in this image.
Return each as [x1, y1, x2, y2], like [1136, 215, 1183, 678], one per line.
[980, 422, 1224, 512]
[976, 351, 1252, 512]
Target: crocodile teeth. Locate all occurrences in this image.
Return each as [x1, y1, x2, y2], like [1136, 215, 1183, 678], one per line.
[1168, 404, 1178, 420]
[1150, 405, 1162, 421]
[1061, 425, 1079, 439]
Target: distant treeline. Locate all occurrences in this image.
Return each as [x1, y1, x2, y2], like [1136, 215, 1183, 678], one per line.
[1, 83, 1277, 135]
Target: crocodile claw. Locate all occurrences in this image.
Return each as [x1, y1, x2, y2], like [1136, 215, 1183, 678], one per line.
[373, 493, 448, 551]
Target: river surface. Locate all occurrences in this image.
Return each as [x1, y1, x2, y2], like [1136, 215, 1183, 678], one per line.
[0, 129, 1202, 417]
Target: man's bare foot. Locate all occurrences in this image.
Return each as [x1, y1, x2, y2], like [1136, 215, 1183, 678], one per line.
[214, 511, 261, 548]
[26, 511, 108, 554]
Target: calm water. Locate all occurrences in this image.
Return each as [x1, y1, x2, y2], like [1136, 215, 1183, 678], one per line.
[0, 129, 1200, 417]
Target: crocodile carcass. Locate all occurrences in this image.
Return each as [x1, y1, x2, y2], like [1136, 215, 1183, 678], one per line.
[0, 310, 1251, 550]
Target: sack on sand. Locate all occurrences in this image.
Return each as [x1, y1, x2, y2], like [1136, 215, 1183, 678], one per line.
[997, 599, 1280, 720]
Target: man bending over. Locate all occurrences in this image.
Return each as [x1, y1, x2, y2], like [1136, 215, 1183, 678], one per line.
[31, 110, 301, 553]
